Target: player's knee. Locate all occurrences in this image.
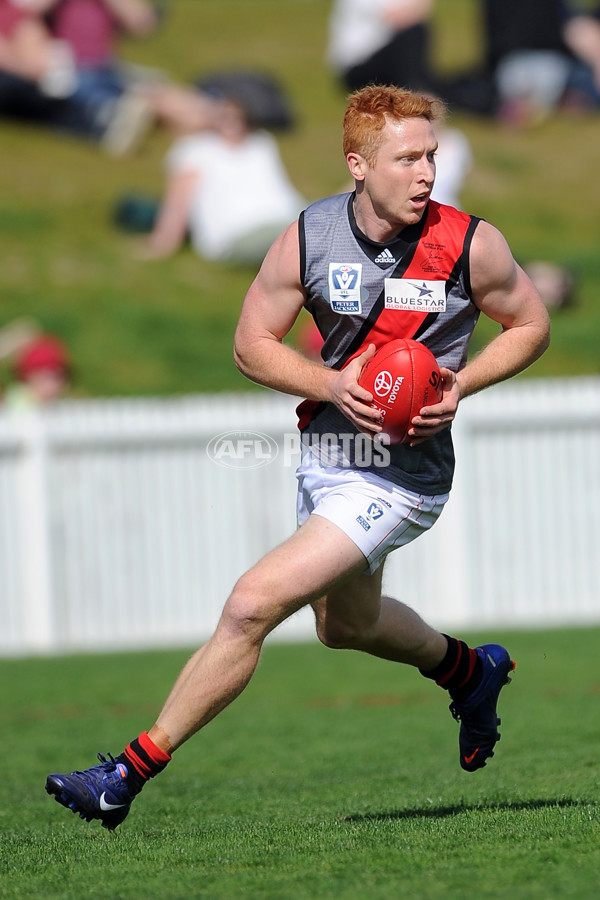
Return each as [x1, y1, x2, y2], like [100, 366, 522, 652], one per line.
[315, 616, 363, 650]
[221, 576, 279, 642]
[221, 594, 269, 642]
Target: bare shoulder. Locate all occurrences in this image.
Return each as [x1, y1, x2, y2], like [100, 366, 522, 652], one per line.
[470, 220, 515, 275]
[238, 219, 306, 339]
[468, 219, 549, 332]
[469, 219, 520, 303]
[250, 220, 301, 295]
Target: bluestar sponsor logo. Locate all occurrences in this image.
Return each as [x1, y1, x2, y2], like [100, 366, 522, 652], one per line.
[384, 277, 446, 311]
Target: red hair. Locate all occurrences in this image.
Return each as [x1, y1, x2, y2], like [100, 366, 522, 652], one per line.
[343, 85, 446, 166]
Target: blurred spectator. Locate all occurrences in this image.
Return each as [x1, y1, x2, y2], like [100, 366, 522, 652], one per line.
[562, 1, 600, 110]
[440, 0, 600, 125]
[3, 333, 71, 408]
[430, 120, 472, 208]
[522, 261, 576, 311]
[0, 315, 40, 357]
[327, 0, 436, 94]
[122, 70, 307, 266]
[487, 0, 572, 125]
[435, 0, 570, 121]
[0, 0, 160, 154]
[144, 68, 297, 136]
[0, 0, 77, 94]
[490, 1, 600, 119]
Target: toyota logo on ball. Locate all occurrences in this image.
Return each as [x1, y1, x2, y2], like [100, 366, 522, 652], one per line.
[374, 371, 393, 397]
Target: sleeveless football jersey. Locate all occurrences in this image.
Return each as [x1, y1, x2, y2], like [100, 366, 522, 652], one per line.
[298, 193, 481, 493]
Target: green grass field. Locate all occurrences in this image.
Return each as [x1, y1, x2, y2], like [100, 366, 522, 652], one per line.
[1, 627, 599, 898]
[1, 0, 599, 397]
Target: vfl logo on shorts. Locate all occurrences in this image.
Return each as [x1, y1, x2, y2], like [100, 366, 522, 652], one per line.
[356, 501, 385, 532]
[329, 262, 362, 314]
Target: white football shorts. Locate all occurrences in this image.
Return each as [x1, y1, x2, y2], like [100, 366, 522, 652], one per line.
[296, 450, 449, 574]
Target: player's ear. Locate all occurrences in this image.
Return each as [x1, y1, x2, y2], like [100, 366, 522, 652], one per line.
[346, 152, 367, 181]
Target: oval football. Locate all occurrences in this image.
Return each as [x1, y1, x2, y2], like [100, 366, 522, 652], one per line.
[358, 339, 443, 444]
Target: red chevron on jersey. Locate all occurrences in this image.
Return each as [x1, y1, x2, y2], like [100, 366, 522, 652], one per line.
[297, 201, 475, 431]
[341, 202, 472, 370]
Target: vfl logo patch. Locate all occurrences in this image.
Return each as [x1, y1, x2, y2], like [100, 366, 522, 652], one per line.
[356, 501, 385, 532]
[366, 502, 384, 521]
[384, 278, 446, 311]
[329, 262, 362, 314]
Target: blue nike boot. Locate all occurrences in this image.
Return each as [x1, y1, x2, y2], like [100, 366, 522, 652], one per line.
[46, 753, 136, 830]
[449, 643, 516, 772]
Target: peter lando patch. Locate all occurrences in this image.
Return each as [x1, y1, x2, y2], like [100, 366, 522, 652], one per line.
[329, 262, 362, 314]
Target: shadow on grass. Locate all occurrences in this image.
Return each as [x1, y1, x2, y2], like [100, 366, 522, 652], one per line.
[344, 798, 595, 822]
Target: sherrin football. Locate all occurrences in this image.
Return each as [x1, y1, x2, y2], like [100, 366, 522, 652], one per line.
[358, 338, 443, 444]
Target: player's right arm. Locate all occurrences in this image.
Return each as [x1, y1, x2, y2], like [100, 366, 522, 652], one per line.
[234, 221, 382, 435]
[409, 220, 550, 444]
[455, 220, 551, 399]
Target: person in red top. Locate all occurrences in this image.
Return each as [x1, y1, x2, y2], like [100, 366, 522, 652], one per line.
[3, 333, 71, 408]
[0, 0, 158, 152]
[0, 0, 76, 91]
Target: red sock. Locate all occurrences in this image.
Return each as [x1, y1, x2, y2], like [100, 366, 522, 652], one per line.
[117, 732, 172, 793]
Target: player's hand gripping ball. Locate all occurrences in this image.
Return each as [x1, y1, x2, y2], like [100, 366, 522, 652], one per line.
[358, 339, 443, 444]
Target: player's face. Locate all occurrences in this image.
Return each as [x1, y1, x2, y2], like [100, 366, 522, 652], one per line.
[351, 116, 438, 232]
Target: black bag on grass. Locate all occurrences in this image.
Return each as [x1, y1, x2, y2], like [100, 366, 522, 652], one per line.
[195, 69, 296, 131]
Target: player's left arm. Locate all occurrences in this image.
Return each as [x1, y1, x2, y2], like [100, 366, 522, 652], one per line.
[455, 220, 551, 397]
[234, 222, 383, 434]
[409, 220, 550, 441]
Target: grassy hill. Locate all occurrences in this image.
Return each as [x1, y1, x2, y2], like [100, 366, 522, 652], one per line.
[1, 0, 599, 398]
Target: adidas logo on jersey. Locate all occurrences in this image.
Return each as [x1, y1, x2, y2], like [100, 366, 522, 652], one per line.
[374, 248, 396, 265]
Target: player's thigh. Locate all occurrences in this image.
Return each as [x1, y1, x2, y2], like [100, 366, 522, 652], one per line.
[228, 513, 369, 627]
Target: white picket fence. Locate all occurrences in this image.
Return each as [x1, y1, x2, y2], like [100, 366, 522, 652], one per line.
[1, 377, 599, 656]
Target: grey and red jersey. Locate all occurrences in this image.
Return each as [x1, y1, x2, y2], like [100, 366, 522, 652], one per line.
[297, 192, 482, 494]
